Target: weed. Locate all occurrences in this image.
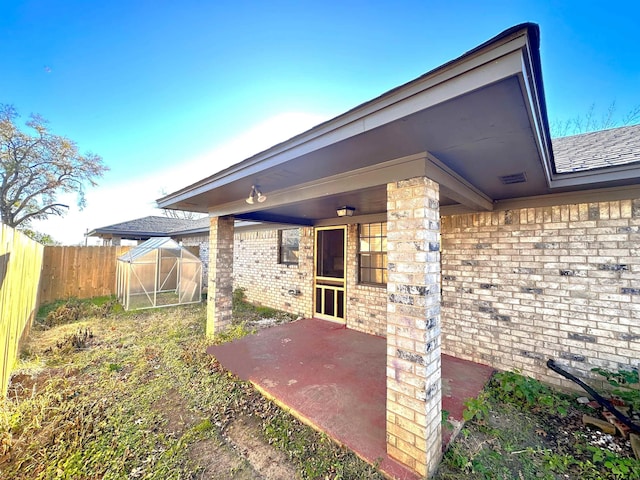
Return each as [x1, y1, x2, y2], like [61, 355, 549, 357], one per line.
[107, 363, 122, 372]
[259, 403, 383, 479]
[68, 327, 93, 349]
[38, 296, 119, 327]
[212, 322, 255, 345]
[442, 409, 455, 430]
[592, 367, 640, 412]
[232, 287, 249, 311]
[3, 302, 381, 480]
[442, 442, 472, 471]
[491, 370, 570, 416]
[462, 391, 490, 423]
[192, 418, 213, 433]
[588, 445, 640, 480]
[43, 298, 84, 326]
[255, 305, 279, 317]
[44, 327, 94, 353]
[231, 287, 296, 324]
[540, 449, 575, 473]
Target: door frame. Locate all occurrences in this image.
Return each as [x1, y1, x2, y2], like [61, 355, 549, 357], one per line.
[313, 226, 347, 323]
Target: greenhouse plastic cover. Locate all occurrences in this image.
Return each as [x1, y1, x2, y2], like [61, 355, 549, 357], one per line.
[117, 237, 198, 263]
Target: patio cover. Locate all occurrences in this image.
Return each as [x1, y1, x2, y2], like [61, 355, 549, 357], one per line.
[157, 23, 640, 222]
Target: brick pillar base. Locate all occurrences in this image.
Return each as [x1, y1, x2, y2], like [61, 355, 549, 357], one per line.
[386, 177, 442, 477]
[207, 216, 234, 337]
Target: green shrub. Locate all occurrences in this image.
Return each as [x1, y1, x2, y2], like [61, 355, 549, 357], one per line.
[232, 287, 248, 310]
[592, 367, 640, 412]
[462, 391, 490, 423]
[490, 370, 570, 416]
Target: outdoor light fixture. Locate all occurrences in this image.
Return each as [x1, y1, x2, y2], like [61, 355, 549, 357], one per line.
[245, 185, 267, 204]
[336, 206, 355, 217]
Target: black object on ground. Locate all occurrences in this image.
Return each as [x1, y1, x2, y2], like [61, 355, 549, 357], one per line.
[547, 359, 640, 435]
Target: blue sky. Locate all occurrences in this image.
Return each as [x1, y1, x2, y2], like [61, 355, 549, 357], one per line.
[1, 1, 639, 243]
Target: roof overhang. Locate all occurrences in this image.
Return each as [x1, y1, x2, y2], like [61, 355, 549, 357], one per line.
[88, 229, 167, 240]
[158, 24, 577, 223]
[548, 162, 640, 190]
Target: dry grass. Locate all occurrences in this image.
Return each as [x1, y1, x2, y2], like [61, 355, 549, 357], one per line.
[0, 300, 382, 480]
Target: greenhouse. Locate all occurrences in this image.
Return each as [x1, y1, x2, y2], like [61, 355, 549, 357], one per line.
[116, 237, 202, 311]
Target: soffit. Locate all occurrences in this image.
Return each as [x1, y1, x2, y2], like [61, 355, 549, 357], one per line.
[159, 24, 557, 222]
[167, 73, 545, 224]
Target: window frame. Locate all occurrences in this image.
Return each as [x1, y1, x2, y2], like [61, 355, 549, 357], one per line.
[358, 222, 387, 287]
[278, 228, 300, 265]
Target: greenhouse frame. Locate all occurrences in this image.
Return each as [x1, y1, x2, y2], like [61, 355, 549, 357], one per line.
[116, 237, 202, 311]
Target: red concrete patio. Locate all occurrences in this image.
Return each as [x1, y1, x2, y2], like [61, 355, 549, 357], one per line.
[207, 319, 494, 479]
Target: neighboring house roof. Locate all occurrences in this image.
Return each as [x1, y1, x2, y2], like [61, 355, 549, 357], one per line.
[88, 215, 209, 240]
[89, 216, 265, 240]
[169, 216, 211, 235]
[552, 124, 640, 173]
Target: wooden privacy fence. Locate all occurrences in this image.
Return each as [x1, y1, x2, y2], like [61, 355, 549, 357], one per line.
[1, 224, 44, 397]
[1, 242, 201, 395]
[39, 246, 131, 305]
[38, 245, 200, 305]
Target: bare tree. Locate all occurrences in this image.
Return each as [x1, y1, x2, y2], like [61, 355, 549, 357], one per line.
[0, 105, 108, 228]
[162, 208, 201, 220]
[158, 188, 203, 220]
[551, 102, 640, 138]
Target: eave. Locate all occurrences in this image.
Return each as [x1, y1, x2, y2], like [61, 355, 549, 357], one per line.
[157, 24, 567, 222]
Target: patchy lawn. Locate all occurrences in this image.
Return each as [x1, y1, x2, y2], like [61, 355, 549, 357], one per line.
[2, 296, 639, 479]
[435, 371, 640, 480]
[1, 299, 382, 480]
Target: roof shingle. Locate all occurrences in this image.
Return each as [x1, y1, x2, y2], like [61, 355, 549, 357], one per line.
[552, 124, 640, 173]
[89, 215, 209, 238]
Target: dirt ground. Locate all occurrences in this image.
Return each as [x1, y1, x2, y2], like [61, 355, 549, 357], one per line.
[152, 386, 300, 479]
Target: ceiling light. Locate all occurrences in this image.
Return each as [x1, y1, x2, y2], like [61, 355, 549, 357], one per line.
[336, 206, 355, 217]
[246, 185, 267, 204]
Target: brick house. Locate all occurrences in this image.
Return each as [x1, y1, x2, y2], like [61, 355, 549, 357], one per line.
[158, 24, 640, 477]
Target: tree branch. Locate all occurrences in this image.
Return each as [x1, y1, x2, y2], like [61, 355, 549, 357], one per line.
[12, 203, 69, 227]
[0, 104, 107, 228]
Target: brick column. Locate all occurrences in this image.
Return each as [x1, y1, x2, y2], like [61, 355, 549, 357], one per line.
[386, 177, 442, 477]
[207, 216, 234, 337]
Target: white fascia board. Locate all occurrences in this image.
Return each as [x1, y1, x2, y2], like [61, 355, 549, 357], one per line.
[518, 46, 554, 188]
[158, 33, 530, 209]
[206, 153, 430, 217]
[206, 150, 493, 218]
[548, 164, 640, 189]
[441, 184, 640, 215]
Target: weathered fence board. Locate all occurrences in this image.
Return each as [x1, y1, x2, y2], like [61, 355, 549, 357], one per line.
[38, 246, 131, 304]
[0, 224, 44, 397]
[1, 239, 199, 396]
[38, 245, 200, 305]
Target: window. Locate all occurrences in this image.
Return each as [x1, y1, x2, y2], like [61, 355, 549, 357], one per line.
[279, 229, 299, 265]
[359, 222, 387, 285]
